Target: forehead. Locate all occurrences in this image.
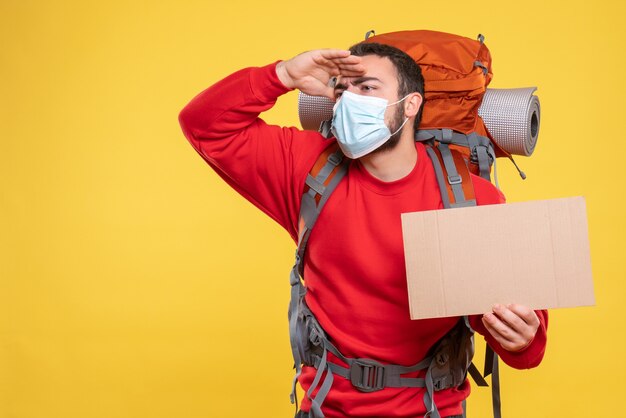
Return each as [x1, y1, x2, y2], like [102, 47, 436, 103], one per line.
[337, 54, 399, 88]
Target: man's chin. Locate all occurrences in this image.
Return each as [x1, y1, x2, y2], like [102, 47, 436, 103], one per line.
[370, 134, 401, 156]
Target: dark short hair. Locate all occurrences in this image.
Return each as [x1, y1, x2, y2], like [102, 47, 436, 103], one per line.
[349, 42, 425, 131]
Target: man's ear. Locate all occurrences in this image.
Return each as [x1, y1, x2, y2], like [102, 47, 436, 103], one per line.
[404, 93, 423, 118]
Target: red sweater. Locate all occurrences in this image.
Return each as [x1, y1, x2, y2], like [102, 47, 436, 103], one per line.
[179, 62, 548, 418]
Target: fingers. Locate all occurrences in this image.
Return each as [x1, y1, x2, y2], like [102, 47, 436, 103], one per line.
[336, 64, 366, 77]
[315, 49, 362, 66]
[317, 85, 337, 100]
[313, 50, 365, 76]
[507, 303, 540, 327]
[278, 49, 365, 97]
[482, 304, 540, 352]
[316, 49, 353, 59]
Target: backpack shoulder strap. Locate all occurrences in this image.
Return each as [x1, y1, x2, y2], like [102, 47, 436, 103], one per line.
[295, 142, 349, 275]
[425, 143, 476, 208]
[289, 142, 348, 409]
[425, 143, 503, 418]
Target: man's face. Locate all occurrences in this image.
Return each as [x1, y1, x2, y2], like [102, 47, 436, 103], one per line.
[333, 54, 404, 129]
[333, 54, 407, 154]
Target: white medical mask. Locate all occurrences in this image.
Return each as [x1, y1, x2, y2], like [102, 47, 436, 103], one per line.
[331, 90, 409, 159]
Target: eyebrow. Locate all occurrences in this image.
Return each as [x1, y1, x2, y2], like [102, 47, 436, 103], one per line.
[334, 76, 382, 91]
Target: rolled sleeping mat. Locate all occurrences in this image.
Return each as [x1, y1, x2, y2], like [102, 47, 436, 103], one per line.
[477, 88, 540, 157]
[298, 92, 334, 132]
[298, 88, 541, 157]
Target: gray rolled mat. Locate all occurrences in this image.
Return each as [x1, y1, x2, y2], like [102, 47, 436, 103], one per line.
[478, 88, 540, 156]
[298, 92, 335, 131]
[298, 88, 541, 156]
[298, 92, 335, 133]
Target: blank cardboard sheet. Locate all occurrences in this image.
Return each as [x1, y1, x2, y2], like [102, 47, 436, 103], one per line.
[401, 197, 595, 320]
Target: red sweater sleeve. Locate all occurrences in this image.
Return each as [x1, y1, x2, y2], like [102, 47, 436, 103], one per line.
[178, 62, 329, 241]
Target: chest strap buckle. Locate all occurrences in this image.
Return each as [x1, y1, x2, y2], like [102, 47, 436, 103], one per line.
[350, 358, 386, 392]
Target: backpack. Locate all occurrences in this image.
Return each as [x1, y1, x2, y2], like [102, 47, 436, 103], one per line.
[289, 29, 540, 418]
[300, 30, 541, 186]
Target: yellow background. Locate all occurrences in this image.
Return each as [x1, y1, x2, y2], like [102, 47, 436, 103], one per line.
[1, 1, 624, 417]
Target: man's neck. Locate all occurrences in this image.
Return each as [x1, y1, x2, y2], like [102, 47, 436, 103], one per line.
[359, 133, 418, 182]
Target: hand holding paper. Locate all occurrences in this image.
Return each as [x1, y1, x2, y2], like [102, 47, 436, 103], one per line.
[482, 303, 540, 352]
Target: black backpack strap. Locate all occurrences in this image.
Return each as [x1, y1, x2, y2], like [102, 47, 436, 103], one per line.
[484, 346, 502, 418]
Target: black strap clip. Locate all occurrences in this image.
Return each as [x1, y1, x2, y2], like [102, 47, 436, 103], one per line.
[350, 359, 386, 392]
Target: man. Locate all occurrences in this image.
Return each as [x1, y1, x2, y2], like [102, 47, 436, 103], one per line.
[179, 42, 548, 418]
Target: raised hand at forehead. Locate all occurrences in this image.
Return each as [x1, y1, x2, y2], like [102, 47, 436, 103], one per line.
[276, 49, 365, 99]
